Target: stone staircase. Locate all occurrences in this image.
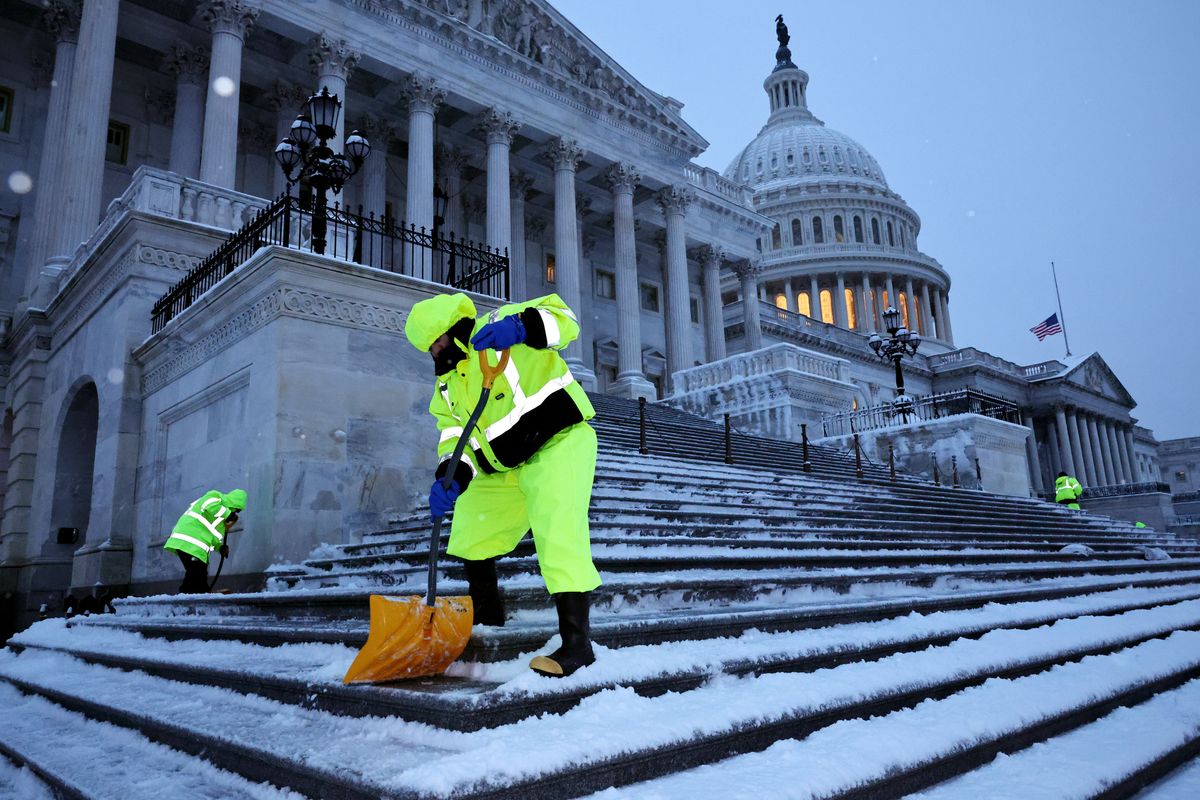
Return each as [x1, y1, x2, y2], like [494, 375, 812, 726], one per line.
[2, 398, 1199, 798]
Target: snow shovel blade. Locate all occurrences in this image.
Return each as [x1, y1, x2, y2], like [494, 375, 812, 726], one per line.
[342, 593, 474, 684]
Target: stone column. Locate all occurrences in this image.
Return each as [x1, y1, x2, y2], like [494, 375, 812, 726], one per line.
[884, 274, 896, 313]
[1111, 421, 1132, 484]
[50, 0, 119, 275]
[478, 108, 519, 256]
[1123, 426, 1139, 483]
[1055, 406, 1076, 476]
[1103, 420, 1125, 484]
[1090, 416, 1114, 486]
[784, 278, 795, 313]
[834, 273, 847, 328]
[309, 34, 359, 152]
[1074, 412, 1098, 487]
[860, 273, 873, 330]
[734, 260, 764, 352]
[930, 287, 945, 340]
[809, 276, 821, 321]
[657, 185, 695, 387]
[267, 82, 306, 198]
[699, 244, 727, 363]
[402, 75, 444, 281]
[509, 173, 532, 301]
[1066, 409, 1087, 483]
[1046, 419, 1062, 481]
[1023, 412, 1044, 494]
[920, 282, 934, 338]
[904, 277, 918, 333]
[198, 0, 258, 189]
[23, 1, 81, 301]
[546, 138, 595, 388]
[605, 163, 655, 398]
[940, 290, 955, 345]
[356, 115, 391, 218]
[162, 44, 208, 180]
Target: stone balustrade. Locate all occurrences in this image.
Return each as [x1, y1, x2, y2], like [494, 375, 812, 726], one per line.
[684, 163, 755, 206]
[672, 341, 849, 394]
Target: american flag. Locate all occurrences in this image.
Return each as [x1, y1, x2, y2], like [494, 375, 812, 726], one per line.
[1030, 313, 1063, 341]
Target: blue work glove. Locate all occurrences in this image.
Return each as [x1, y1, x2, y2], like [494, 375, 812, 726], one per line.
[471, 315, 525, 351]
[429, 477, 462, 521]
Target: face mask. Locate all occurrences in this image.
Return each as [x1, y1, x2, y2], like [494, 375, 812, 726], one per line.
[431, 317, 476, 376]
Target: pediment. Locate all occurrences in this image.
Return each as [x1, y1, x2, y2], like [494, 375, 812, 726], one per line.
[1062, 353, 1136, 406]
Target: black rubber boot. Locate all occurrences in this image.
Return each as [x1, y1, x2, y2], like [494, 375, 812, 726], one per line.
[463, 558, 505, 626]
[530, 591, 595, 678]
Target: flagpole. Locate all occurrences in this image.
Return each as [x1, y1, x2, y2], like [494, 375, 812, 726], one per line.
[1050, 260, 1072, 357]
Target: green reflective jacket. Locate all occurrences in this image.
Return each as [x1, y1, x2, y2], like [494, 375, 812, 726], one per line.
[427, 294, 595, 489]
[1054, 475, 1083, 503]
[163, 489, 244, 563]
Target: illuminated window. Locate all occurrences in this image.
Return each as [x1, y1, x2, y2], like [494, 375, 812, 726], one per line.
[791, 218, 803, 245]
[771, 224, 781, 249]
[797, 291, 811, 317]
[106, 120, 130, 165]
[812, 217, 824, 244]
[899, 293, 910, 328]
[833, 215, 845, 243]
[844, 288, 857, 329]
[819, 288, 834, 323]
[853, 216, 864, 243]
[887, 221, 895, 247]
[852, 397, 859, 411]
[871, 218, 881, 245]
[639, 281, 660, 312]
[545, 253, 556, 283]
[0, 86, 12, 134]
[881, 290, 890, 311]
[595, 269, 615, 300]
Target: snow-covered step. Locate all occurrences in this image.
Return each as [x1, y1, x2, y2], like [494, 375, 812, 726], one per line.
[1138, 754, 1200, 799]
[578, 631, 1200, 800]
[4, 608, 1198, 798]
[908, 679, 1200, 800]
[0, 753, 54, 800]
[17, 585, 1200, 732]
[0, 683, 300, 800]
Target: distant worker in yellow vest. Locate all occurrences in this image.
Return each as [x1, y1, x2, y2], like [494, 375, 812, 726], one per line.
[163, 489, 247, 593]
[1054, 471, 1083, 510]
[405, 291, 601, 678]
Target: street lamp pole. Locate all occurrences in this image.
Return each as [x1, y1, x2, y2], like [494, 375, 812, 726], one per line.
[273, 86, 371, 256]
[868, 305, 922, 421]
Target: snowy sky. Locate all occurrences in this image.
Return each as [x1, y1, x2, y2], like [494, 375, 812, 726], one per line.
[550, 0, 1200, 441]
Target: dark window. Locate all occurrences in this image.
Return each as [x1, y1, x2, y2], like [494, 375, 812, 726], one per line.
[690, 296, 700, 324]
[791, 218, 803, 245]
[640, 281, 660, 313]
[771, 224, 781, 249]
[853, 216, 864, 243]
[887, 220, 895, 247]
[106, 120, 130, 165]
[595, 269, 615, 300]
[0, 86, 12, 134]
[834, 215, 845, 243]
[871, 218, 881, 245]
[786, 151, 794, 166]
[899, 226, 906, 248]
[812, 216, 824, 244]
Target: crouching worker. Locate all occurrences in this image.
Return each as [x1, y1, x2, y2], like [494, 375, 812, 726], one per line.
[405, 292, 601, 678]
[163, 489, 247, 593]
[1055, 471, 1083, 510]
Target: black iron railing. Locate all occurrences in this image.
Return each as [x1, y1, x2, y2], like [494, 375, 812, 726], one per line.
[821, 388, 1022, 438]
[151, 194, 509, 332]
[1039, 481, 1172, 501]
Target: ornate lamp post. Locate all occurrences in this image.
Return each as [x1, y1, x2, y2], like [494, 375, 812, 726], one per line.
[868, 305, 921, 420]
[273, 86, 370, 255]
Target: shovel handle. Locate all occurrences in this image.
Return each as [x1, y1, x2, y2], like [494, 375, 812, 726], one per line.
[478, 349, 510, 389]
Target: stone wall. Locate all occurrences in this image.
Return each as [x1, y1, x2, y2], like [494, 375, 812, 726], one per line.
[1080, 491, 1178, 532]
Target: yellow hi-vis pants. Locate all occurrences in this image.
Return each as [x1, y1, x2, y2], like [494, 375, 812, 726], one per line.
[446, 422, 602, 595]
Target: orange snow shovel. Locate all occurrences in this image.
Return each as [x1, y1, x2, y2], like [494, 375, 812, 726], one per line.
[343, 348, 510, 684]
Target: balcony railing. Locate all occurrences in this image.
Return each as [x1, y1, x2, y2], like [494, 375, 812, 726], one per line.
[820, 387, 1022, 438]
[151, 194, 509, 333]
[1039, 482, 1173, 501]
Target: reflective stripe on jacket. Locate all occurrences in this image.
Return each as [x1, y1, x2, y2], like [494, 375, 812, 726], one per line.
[1054, 475, 1083, 503]
[430, 293, 595, 490]
[163, 491, 233, 563]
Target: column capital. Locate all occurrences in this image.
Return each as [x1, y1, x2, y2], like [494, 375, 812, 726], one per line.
[355, 113, 394, 146]
[575, 193, 593, 221]
[163, 43, 210, 86]
[544, 137, 584, 171]
[199, 0, 259, 38]
[526, 215, 547, 239]
[510, 171, 535, 198]
[477, 107, 520, 146]
[605, 162, 641, 194]
[731, 258, 763, 282]
[402, 73, 446, 115]
[435, 143, 468, 175]
[266, 80, 308, 112]
[656, 184, 694, 216]
[694, 244, 726, 269]
[309, 32, 361, 82]
[42, 1, 82, 45]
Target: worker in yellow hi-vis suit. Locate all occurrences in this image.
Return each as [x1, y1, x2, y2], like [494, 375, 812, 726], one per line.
[405, 291, 600, 678]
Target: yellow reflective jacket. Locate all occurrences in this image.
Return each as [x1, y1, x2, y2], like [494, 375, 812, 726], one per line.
[428, 294, 595, 489]
[1054, 474, 1083, 503]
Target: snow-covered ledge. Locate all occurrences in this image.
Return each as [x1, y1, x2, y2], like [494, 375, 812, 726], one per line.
[818, 414, 1033, 496]
[665, 343, 858, 442]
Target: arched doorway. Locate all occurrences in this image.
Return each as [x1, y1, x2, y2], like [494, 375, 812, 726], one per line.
[51, 382, 99, 544]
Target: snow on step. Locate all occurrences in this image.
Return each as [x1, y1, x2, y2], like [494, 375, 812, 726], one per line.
[908, 678, 1200, 800]
[0, 754, 54, 800]
[4, 605, 1199, 797]
[1138, 755, 1200, 799]
[0, 683, 301, 800]
[580, 632, 1200, 800]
